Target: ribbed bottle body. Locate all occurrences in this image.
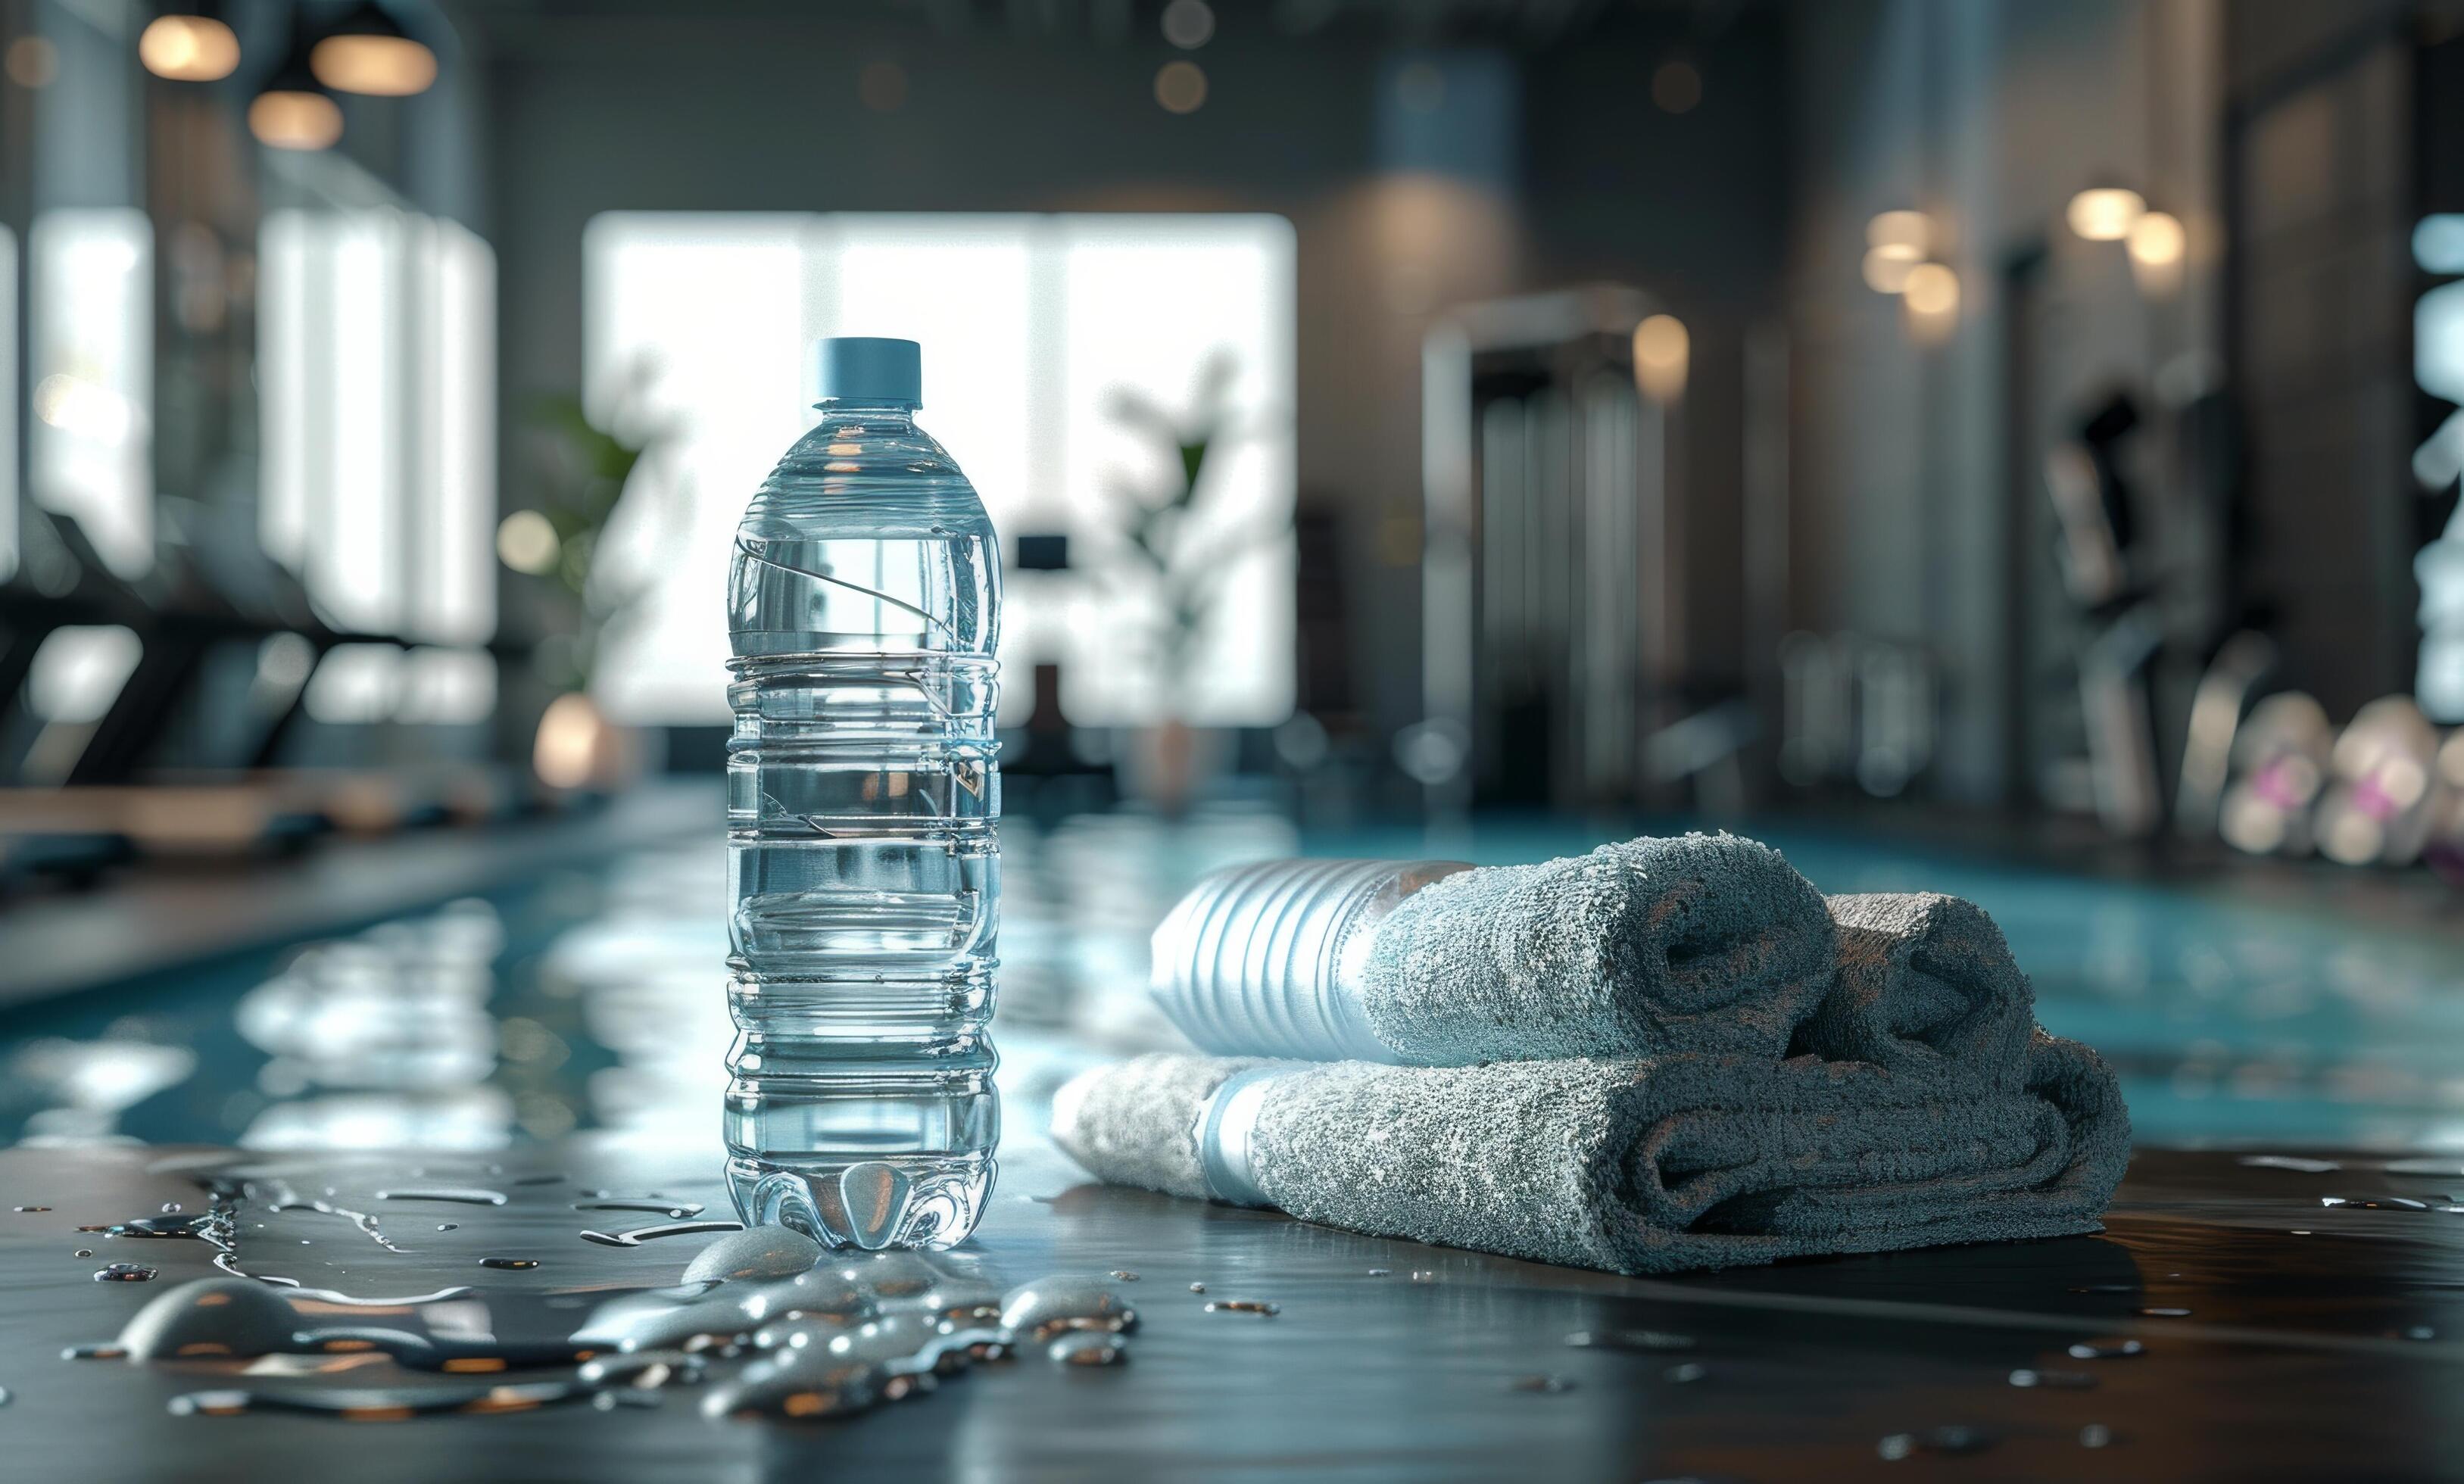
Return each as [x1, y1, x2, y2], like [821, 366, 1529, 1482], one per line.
[1146, 858, 1470, 1062]
[724, 400, 1000, 1249]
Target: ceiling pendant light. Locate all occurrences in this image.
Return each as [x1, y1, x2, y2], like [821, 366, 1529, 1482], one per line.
[250, 24, 342, 151]
[139, 7, 241, 83]
[2066, 184, 2145, 242]
[310, 2, 436, 97]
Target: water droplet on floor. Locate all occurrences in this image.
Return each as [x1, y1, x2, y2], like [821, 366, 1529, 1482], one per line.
[73, 1249, 92, 1258]
[1408, 1271, 1436, 1283]
[2407, 1325, 2437, 1340]
[511, 1174, 569, 1187]
[2080, 1423, 2115, 1448]
[574, 1199, 706, 1219]
[572, 1283, 758, 1355]
[581, 1221, 744, 1250]
[168, 1380, 611, 1420]
[1366, 1268, 1390, 1277]
[14, 1205, 51, 1212]
[1664, 1362, 1706, 1383]
[1109, 1270, 1140, 1282]
[2137, 1307, 2191, 1317]
[375, 1188, 508, 1208]
[63, 1344, 128, 1360]
[1188, 1283, 1206, 1294]
[89, 1213, 222, 1241]
[2009, 1368, 2097, 1389]
[161, 1203, 182, 1214]
[577, 1350, 709, 1389]
[833, 1251, 943, 1300]
[438, 1224, 458, 1232]
[480, 1258, 539, 1270]
[110, 1278, 299, 1359]
[94, 1264, 158, 1283]
[2066, 1339, 2145, 1360]
[1510, 1374, 1575, 1392]
[2240, 1155, 2340, 1173]
[678, 1226, 822, 1284]
[1050, 1332, 1127, 1367]
[1882, 1426, 1994, 1458]
[1566, 1329, 1694, 1352]
[1203, 1300, 1279, 1317]
[1000, 1276, 1137, 1339]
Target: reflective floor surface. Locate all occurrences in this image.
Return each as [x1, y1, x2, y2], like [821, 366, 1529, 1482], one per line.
[4, 798, 2464, 1478]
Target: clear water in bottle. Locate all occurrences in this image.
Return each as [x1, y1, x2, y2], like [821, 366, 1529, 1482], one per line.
[724, 337, 999, 1249]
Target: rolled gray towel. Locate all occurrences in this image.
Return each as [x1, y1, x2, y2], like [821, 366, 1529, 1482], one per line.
[1149, 834, 1838, 1066]
[1051, 1037, 2129, 1275]
[1795, 893, 2038, 1088]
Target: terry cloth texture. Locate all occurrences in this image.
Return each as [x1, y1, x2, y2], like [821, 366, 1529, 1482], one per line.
[1046, 1051, 1270, 1202]
[1355, 834, 1836, 1065]
[1797, 893, 2038, 1090]
[1051, 1037, 2129, 1277]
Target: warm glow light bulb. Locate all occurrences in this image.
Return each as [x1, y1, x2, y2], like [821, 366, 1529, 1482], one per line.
[1866, 210, 1931, 255]
[1633, 314, 1689, 401]
[311, 32, 436, 95]
[1902, 262, 1960, 329]
[2066, 186, 2144, 242]
[1862, 246, 1919, 294]
[249, 89, 343, 151]
[139, 14, 241, 82]
[496, 510, 562, 575]
[1155, 59, 1207, 114]
[2126, 210, 2185, 267]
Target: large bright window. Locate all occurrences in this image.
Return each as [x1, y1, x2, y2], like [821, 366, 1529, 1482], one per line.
[582, 211, 1296, 726]
[29, 208, 151, 578]
[261, 209, 496, 646]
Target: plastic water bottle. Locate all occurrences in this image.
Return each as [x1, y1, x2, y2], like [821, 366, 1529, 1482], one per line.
[1148, 858, 1469, 1061]
[725, 337, 1000, 1250]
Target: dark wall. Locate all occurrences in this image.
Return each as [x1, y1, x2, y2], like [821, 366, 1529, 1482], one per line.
[2224, 0, 2423, 717]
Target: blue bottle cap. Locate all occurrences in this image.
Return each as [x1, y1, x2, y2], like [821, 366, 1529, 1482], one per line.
[816, 337, 922, 405]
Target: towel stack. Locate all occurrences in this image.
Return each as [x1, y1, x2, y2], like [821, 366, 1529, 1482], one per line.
[1052, 835, 2129, 1276]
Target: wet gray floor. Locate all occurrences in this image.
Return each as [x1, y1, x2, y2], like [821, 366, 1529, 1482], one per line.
[7, 1139, 2464, 1479]
[7, 798, 2464, 1477]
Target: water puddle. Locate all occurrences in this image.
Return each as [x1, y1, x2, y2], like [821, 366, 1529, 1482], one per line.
[1565, 1329, 1694, 1353]
[1879, 1426, 1995, 1459]
[2066, 1339, 2146, 1360]
[1202, 1299, 1279, 1317]
[581, 1221, 743, 1249]
[575, 1199, 707, 1219]
[2009, 1368, 2097, 1389]
[1049, 1333, 1126, 1366]
[167, 1381, 653, 1419]
[60, 1170, 1140, 1426]
[374, 1188, 509, 1208]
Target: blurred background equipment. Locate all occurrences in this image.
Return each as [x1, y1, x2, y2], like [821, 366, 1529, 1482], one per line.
[0, 0, 2461, 1064]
